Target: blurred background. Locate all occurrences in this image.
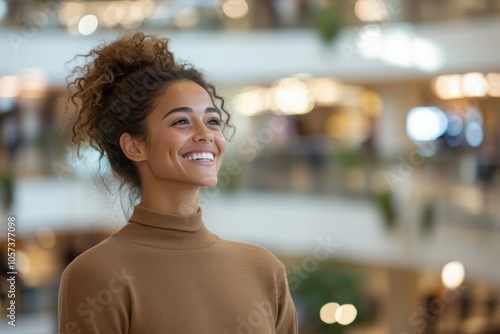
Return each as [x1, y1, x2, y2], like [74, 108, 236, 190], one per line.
[1, 0, 500, 333]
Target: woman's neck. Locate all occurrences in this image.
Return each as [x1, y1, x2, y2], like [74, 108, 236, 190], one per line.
[139, 182, 199, 216]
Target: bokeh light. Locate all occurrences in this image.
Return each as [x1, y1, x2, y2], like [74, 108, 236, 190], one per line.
[222, 0, 249, 19]
[442, 261, 465, 289]
[309, 78, 344, 106]
[320, 302, 340, 324]
[233, 86, 271, 116]
[335, 304, 358, 325]
[78, 14, 99, 35]
[433, 72, 499, 99]
[0, 75, 20, 99]
[58, 2, 85, 26]
[433, 74, 464, 100]
[326, 112, 371, 145]
[100, 2, 126, 28]
[354, 0, 389, 22]
[465, 122, 484, 147]
[406, 106, 448, 142]
[462, 72, 488, 97]
[446, 112, 464, 136]
[121, 2, 145, 29]
[272, 77, 314, 115]
[486, 73, 500, 97]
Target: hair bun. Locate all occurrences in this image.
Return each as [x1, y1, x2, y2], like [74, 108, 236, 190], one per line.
[91, 33, 176, 88]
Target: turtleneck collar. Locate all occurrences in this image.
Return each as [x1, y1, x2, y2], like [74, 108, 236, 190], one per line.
[113, 205, 218, 250]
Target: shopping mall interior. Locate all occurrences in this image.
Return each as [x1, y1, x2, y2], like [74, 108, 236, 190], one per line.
[0, 0, 500, 333]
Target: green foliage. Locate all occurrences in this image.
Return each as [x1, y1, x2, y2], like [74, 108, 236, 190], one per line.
[372, 190, 397, 229]
[336, 147, 363, 169]
[420, 201, 435, 234]
[0, 170, 15, 211]
[313, 7, 342, 45]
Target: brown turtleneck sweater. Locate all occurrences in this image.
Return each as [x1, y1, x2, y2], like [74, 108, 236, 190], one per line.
[58, 205, 298, 333]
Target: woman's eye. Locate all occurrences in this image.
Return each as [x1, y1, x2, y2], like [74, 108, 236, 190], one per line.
[208, 118, 222, 126]
[172, 118, 189, 126]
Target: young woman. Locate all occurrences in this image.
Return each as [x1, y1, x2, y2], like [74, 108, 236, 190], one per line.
[58, 33, 297, 333]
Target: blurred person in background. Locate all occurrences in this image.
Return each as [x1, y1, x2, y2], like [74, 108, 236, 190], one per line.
[58, 33, 297, 334]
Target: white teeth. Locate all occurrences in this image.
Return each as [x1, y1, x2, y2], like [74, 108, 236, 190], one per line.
[184, 152, 214, 161]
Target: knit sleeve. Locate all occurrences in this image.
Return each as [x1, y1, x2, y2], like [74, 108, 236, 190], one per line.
[58, 253, 131, 334]
[275, 264, 298, 334]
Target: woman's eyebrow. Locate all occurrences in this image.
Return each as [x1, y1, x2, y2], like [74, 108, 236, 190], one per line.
[162, 106, 191, 119]
[162, 106, 221, 119]
[206, 107, 222, 117]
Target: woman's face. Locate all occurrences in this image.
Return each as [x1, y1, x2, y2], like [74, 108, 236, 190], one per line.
[141, 80, 226, 188]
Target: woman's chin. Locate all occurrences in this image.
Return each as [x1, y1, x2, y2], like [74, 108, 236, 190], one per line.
[201, 181, 218, 188]
[194, 177, 218, 188]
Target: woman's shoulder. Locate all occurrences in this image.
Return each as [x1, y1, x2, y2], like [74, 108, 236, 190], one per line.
[61, 236, 126, 280]
[215, 238, 286, 271]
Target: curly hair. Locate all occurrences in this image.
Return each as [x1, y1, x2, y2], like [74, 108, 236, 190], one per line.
[67, 32, 233, 198]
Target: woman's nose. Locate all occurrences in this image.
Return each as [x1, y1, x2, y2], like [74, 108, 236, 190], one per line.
[193, 124, 214, 142]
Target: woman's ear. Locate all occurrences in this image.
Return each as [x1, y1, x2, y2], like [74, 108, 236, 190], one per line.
[120, 133, 146, 162]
